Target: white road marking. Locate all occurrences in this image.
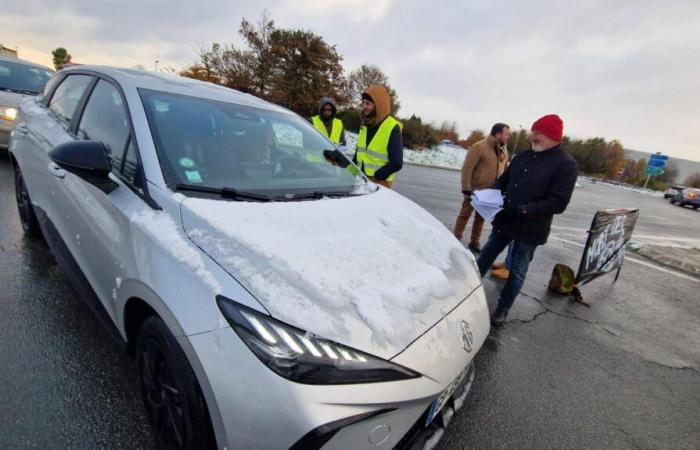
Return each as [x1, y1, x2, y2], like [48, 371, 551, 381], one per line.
[550, 236, 700, 283]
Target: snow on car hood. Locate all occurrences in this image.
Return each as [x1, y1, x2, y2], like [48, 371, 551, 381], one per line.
[180, 188, 481, 359]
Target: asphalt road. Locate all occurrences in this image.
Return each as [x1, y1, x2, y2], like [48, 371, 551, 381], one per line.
[1, 152, 698, 449]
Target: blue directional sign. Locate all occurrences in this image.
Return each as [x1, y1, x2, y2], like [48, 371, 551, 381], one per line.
[646, 166, 664, 176]
[646, 153, 668, 177]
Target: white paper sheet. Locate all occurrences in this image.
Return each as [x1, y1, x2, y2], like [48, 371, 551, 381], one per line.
[471, 189, 504, 222]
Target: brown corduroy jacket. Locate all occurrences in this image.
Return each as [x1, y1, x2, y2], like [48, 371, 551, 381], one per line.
[460, 135, 509, 192]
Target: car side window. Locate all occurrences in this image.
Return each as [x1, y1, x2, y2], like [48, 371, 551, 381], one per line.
[78, 80, 130, 169]
[122, 137, 139, 184]
[41, 74, 62, 102]
[48, 75, 92, 124]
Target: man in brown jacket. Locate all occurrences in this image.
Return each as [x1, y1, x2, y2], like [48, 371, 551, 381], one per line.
[454, 123, 510, 252]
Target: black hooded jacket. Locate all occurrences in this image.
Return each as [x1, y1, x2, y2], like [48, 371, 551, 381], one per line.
[314, 97, 346, 145]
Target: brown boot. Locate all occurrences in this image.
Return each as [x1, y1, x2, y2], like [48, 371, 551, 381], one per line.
[491, 261, 506, 270]
[490, 267, 510, 279]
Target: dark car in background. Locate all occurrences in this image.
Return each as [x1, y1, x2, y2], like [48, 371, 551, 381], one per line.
[670, 188, 700, 210]
[0, 55, 54, 148]
[664, 185, 685, 199]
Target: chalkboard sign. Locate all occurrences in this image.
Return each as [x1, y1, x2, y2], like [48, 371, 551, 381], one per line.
[576, 209, 639, 286]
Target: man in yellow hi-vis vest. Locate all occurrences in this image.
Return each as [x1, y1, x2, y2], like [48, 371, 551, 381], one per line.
[311, 97, 346, 145]
[353, 85, 403, 188]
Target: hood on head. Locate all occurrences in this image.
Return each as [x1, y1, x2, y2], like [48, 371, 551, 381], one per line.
[362, 84, 391, 124]
[317, 97, 337, 117]
[180, 189, 482, 360]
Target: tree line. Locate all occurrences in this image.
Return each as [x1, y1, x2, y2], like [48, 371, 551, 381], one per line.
[51, 12, 698, 190]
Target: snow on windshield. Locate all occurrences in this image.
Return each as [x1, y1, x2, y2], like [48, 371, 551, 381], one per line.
[183, 188, 475, 351]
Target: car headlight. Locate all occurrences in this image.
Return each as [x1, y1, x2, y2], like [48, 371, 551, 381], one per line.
[217, 296, 420, 384]
[0, 106, 17, 121]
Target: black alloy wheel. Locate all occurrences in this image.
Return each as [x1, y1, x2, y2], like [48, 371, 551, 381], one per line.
[136, 316, 215, 450]
[14, 165, 41, 237]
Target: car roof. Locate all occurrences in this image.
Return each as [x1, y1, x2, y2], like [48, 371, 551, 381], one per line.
[60, 65, 293, 115]
[0, 54, 54, 72]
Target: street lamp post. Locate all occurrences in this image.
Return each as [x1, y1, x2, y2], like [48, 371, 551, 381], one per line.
[154, 60, 159, 72]
[510, 124, 523, 157]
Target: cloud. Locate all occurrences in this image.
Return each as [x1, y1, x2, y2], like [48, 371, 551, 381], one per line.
[2, 0, 699, 160]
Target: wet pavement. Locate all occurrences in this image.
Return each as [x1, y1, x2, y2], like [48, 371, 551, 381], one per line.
[1, 152, 698, 449]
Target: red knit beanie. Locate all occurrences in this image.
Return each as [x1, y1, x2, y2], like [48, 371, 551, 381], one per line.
[531, 114, 564, 142]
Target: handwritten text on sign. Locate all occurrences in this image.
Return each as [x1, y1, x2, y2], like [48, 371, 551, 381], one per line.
[576, 209, 639, 285]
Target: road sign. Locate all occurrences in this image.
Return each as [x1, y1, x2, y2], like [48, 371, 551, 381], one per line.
[647, 159, 666, 168]
[649, 154, 669, 161]
[646, 166, 664, 176]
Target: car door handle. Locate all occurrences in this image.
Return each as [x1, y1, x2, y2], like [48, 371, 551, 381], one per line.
[48, 162, 66, 179]
[14, 124, 28, 135]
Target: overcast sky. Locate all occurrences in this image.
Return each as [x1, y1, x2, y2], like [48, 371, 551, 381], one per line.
[3, 0, 699, 161]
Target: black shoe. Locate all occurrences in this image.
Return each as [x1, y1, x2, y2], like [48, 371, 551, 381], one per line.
[490, 309, 508, 328]
[468, 242, 481, 253]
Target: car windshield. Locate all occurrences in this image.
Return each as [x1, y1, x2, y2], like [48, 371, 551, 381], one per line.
[0, 59, 53, 94]
[139, 88, 367, 198]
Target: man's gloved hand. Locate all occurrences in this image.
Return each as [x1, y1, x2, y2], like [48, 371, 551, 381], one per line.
[496, 203, 521, 221]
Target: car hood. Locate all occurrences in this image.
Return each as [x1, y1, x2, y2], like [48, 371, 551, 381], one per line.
[0, 90, 30, 107]
[180, 188, 482, 360]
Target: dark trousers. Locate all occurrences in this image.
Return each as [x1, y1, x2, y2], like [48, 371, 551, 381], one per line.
[476, 231, 538, 312]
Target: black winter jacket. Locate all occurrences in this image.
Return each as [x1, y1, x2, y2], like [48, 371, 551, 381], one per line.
[492, 145, 578, 245]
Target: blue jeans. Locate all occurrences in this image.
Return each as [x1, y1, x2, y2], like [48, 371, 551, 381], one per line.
[476, 231, 538, 313]
[505, 242, 514, 270]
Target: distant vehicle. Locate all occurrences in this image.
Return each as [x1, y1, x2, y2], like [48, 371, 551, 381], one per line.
[0, 55, 53, 148]
[664, 185, 685, 199]
[10, 65, 489, 449]
[670, 188, 700, 210]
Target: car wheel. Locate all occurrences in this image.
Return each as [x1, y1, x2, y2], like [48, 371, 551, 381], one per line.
[137, 316, 215, 450]
[14, 165, 41, 238]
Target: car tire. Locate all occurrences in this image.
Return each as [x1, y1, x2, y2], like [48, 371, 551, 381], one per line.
[136, 316, 215, 450]
[14, 165, 41, 238]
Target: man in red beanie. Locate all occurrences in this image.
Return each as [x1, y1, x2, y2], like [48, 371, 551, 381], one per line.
[476, 114, 578, 327]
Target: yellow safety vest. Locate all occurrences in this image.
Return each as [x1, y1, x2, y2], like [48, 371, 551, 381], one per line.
[356, 116, 403, 182]
[312, 116, 344, 144]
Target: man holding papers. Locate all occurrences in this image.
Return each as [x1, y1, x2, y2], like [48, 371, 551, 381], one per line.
[476, 114, 578, 328]
[454, 123, 510, 252]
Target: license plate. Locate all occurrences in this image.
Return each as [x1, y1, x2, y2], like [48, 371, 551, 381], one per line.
[425, 366, 469, 426]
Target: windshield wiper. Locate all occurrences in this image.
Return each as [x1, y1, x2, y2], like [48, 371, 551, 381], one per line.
[0, 87, 39, 95]
[286, 190, 352, 200]
[175, 183, 271, 202]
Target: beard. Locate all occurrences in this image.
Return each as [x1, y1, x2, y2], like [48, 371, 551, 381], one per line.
[531, 141, 546, 152]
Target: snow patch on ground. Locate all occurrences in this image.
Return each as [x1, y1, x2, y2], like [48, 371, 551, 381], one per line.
[580, 177, 663, 197]
[345, 132, 467, 170]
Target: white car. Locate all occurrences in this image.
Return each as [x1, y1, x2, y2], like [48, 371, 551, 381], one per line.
[10, 65, 489, 449]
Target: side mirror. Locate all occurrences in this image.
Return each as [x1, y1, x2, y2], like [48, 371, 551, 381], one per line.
[49, 140, 118, 193]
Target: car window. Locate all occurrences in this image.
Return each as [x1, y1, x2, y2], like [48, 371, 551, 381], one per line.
[122, 137, 139, 183]
[0, 59, 53, 95]
[272, 122, 303, 148]
[49, 74, 92, 124]
[139, 88, 363, 197]
[78, 80, 130, 168]
[42, 74, 63, 101]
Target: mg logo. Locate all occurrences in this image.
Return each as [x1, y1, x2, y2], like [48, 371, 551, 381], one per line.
[459, 321, 473, 353]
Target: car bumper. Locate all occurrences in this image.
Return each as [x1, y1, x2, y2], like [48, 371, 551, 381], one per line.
[186, 287, 489, 449]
